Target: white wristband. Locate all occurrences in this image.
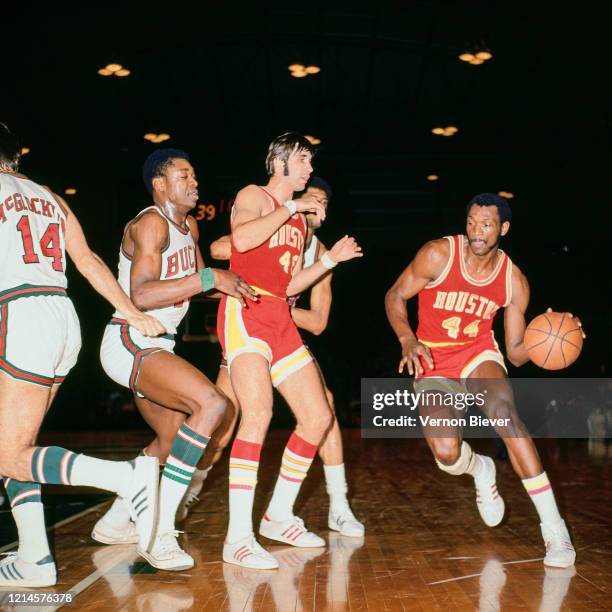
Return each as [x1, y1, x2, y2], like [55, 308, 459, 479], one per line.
[320, 251, 338, 269]
[284, 200, 297, 216]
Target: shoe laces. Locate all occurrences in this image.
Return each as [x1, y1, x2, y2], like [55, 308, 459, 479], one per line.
[184, 493, 200, 508]
[335, 507, 358, 524]
[0, 552, 17, 566]
[157, 530, 184, 556]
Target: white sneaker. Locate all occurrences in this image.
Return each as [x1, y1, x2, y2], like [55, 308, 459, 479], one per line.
[329, 507, 365, 537]
[0, 553, 56, 587]
[223, 533, 279, 569]
[140, 530, 194, 571]
[259, 514, 325, 548]
[92, 519, 138, 545]
[541, 520, 576, 568]
[176, 480, 204, 523]
[474, 456, 505, 527]
[125, 456, 159, 553]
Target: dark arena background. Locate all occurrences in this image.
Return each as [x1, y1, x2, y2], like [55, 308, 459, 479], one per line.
[1, 4, 611, 610]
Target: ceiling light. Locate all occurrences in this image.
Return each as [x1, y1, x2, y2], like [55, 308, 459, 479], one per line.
[432, 127, 445, 135]
[291, 71, 308, 78]
[20, 147, 30, 155]
[427, 175, 439, 181]
[305, 135, 321, 145]
[469, 58, 484, 65]
[459, 53, 475, 62]
[305, 65, 320, 74]
[106, 63, 122, 73]
[115, 69, 130, 77]
[144, 133, 156, 141]
[98, 68, 113, 76]
[498, 191, 514, 199]
[157, 134, 171, 142]
[64, 188, 77, 195]
[475, 51, 493, 60]
[288, 64, 305, 71]
[445, 126, 458, 134]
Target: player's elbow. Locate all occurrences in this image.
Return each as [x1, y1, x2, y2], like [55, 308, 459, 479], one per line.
[230, 232, 250, 253]
[311, 314, 329, 336]
[385, 286, 402, 309]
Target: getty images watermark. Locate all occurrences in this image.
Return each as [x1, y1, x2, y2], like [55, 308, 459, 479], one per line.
[361, 378, 612, 438]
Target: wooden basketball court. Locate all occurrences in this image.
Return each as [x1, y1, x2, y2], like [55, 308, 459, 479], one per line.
[0, 430, 609, 611]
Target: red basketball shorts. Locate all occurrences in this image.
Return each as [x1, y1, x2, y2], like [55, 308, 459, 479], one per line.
[217, 295, 312, 387]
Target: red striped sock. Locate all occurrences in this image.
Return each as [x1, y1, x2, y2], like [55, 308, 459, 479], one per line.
[227, 439, 262, 542]
[266, 432, 318, 522]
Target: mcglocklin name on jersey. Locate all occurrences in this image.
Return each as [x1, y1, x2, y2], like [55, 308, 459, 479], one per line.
[0, 191, 64, 226]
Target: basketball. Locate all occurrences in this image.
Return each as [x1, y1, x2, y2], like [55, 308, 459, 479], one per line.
[524, 311, 583, 370]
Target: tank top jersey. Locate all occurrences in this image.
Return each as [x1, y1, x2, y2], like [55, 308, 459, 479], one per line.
[229, 187, 306, 297]
[113, 206, 197, 334]
[0, 171, 69, 292]
[416, 235, 513, 347]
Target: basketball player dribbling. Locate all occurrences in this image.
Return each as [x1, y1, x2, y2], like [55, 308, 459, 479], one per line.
[218, 133, 362, 569]
[94, 148, 258, 571]
[385, 193, 584, 568]
[186, 176, 364, 537]
[0, 123, 165, 587]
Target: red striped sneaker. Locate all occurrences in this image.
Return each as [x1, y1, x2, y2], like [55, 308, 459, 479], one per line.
[223, 533, 278, 570]
[259, 514, 325, 547]
[474, 456, 505, 527]
[541, 520, 576, 568]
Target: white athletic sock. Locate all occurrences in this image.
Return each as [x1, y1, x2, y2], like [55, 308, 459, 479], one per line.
[266, 433, 317, 522]
[227, 439, 261, 543]
[324, 463, 350, 513]
[466, 453, 485, 479]
[522, 472, 562, 525]
[102, 497, 132, 529]
[70, 456, 134, 497]
[13, 503, 51, 563]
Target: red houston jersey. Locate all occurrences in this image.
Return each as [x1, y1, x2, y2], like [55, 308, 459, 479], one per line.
[230, 186, 306, 297]
[416, 235, 513, 348]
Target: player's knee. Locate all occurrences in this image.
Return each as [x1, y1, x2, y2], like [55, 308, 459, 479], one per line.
[0, 447, 31, 481]
[241, 405, 273, 428]
[308, 409, 333, 437]
[486, 397, 517, 422]
[431, 440, 461, 466]
[189, 389, 227, 425]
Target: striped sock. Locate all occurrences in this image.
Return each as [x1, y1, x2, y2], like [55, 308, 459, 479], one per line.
[227, 439, 261, 543]
[31, 447, 133, 496]
[158, 424, 209, 533]
[4, 478, 50, 563]
[522, 471, 562, 525]
[266, 432, 318, 522]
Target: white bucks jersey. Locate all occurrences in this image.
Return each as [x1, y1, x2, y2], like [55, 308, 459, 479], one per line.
[302, 234, 319, 270]
[114, 206, 197, 334]
[0, 172, 69, 292]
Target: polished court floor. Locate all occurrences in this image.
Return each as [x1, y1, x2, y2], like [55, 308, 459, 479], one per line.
[0, 431, 610, 611]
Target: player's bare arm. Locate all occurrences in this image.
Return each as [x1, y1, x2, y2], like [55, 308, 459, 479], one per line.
[286, 235, 362, 296]
[504, 264, 531, 367]
[128, 212, 258, 309]
[210, 234, 231, 260]
[291, 263, 333, 335]
[231, 185, 325, 252]
[62, 195, 166, 337]
[385, 239, 450, 375]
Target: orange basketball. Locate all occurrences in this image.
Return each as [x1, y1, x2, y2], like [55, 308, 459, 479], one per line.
[524, 311, 583, 370]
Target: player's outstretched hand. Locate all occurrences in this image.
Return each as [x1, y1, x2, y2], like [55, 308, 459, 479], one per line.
[398, 337, 434, 376]
[328, 235, 363, 264]
[546, 307, 586, 339]
[214, 269, 259, 307]
[126, 312, 167, 337]
[295, 195, 326, 221]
